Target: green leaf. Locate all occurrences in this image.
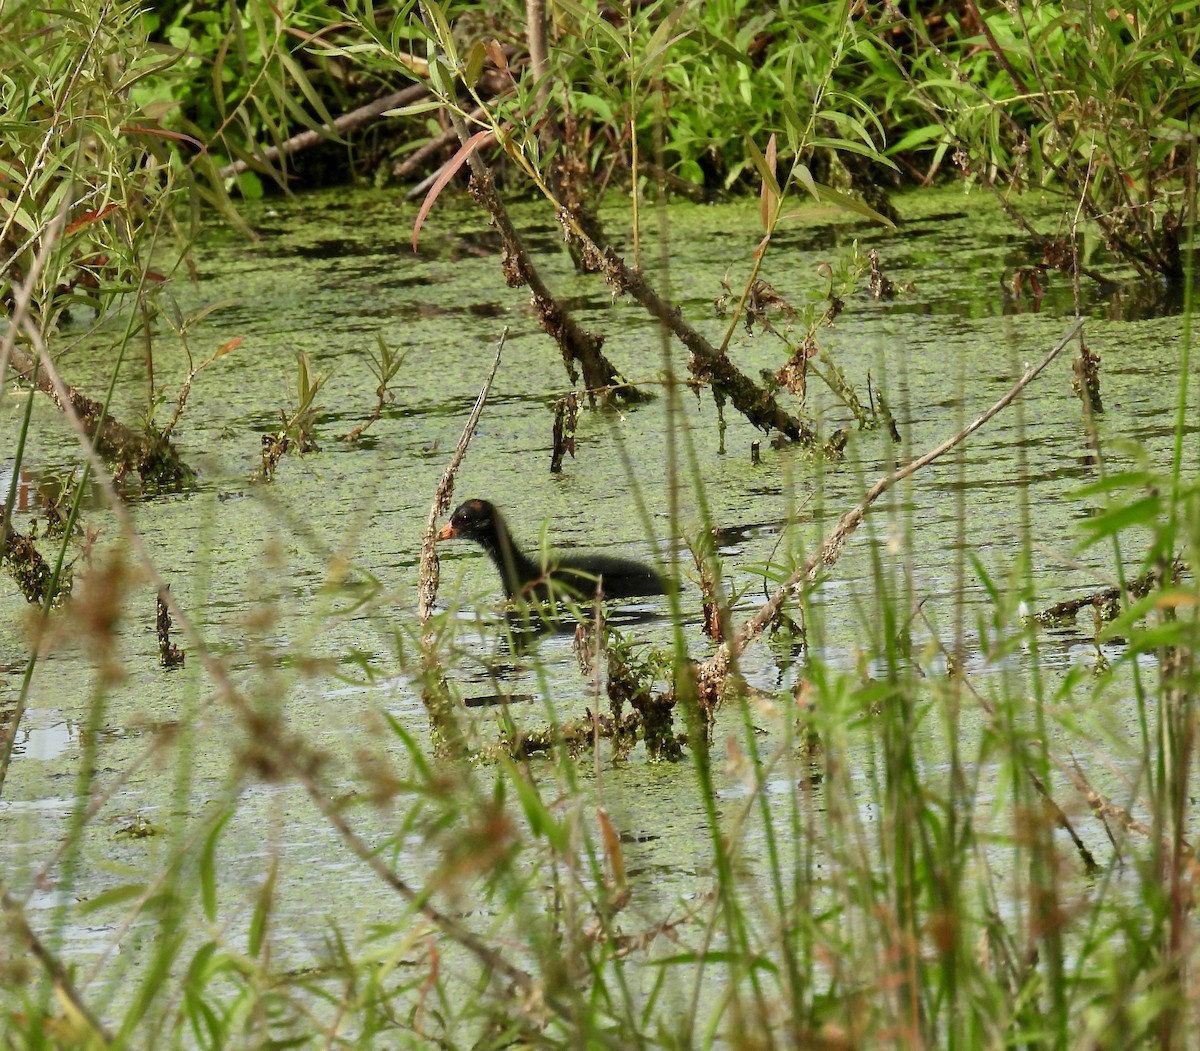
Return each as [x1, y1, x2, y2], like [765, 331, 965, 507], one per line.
[385, 712, 434, 781]
[574, 92, 614, 122]
[697, 28, 754, 67]
[1077, 494, 1161, 548]
[504, 760, 567, 851]
[806, 181, 897, 229]
[200, 808, 234, 923]
[79, 883, 147, 914]
[811, 136, 895, 167]
[384, 98, 448, 118]
[248, 860, 277, 958]
[553, 0, 628, 53]
[886, 123, 947, 154]
[423, 1, 458, 65]
[1073, 470, 1155, 499]
[236, 170, 262, 200]
[463, 40, 485, 88]
[744, 136, 782, 200]
[649, 951, 779, 973]
[643, 7, 692, 69]
[794, 162, 817, 198]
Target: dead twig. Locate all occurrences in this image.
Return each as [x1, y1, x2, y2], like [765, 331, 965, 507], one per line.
[696, 318, 1086, 701]
[418, 328, 507, 625]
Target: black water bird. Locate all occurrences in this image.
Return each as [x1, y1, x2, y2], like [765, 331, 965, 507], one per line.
[436, 498, 666, 601]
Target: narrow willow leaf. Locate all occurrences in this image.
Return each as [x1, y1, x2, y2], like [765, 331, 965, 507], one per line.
[744, 136, 782, 200]
[463, 40, 485, 88]
[1074, 470, 1155, 498]
[1077, 494, 1162, 548]
[280, 52, 339, 129]
[650, 951, 779, 972]
[697, 28, 753, 66]
[412, 129, 492, 251]
[886, 124, 947, 154]
[810, 136, 895, 166]
[248, 859, 277, 958]
[383, 98, 447, 118]
[643, 7, 693, 68]
[554, 0, 627, 52]
[78, 883, 147, 914]
[423, 0, 458, 65]
[200, 808, 234, 923]
[809, 181, 897, 229]
[506, 762, 568, 851]
[794, 162, 818, 198]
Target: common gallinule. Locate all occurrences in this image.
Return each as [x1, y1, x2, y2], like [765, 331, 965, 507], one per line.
[436, 498, 665, 601]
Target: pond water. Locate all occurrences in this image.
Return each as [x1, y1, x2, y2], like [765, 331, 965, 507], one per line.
[1, 184, 1195, 1030]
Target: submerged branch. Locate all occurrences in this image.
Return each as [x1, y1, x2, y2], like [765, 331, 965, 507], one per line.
[8, 343, 193, 488]
[1030, 560, 1187, 626]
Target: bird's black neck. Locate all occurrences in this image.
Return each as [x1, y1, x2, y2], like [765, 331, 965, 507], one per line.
[479, 518, 543, 598]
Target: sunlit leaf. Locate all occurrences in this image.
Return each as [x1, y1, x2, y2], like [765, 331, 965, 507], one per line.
[423, 0, 458, 65]
[805, 180, 897, 229]
[384, 98, 447, 118]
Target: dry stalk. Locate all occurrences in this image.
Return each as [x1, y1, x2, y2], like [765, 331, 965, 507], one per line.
[418, 328, 507, 625]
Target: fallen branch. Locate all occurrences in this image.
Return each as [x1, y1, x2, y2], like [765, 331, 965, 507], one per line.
[1031, 560, 1187, 626]
[457, 164, 635, 402]
[217, 83, 429, 181]
[696, 318, 1086, 702]
[593, 247, 817, 442]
